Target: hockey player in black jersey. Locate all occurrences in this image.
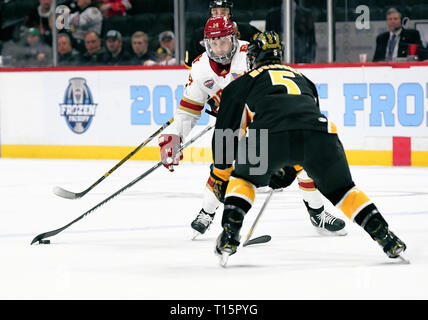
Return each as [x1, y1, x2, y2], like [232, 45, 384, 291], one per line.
[210, 31, 407, 266]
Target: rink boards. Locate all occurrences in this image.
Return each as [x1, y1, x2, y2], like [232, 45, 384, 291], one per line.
[0, 63, 427, 166]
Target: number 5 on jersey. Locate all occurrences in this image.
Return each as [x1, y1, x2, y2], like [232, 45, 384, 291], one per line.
[268, 70, 301, 95]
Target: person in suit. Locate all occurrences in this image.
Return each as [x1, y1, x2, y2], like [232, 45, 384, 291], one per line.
[373, 8, 425, 62]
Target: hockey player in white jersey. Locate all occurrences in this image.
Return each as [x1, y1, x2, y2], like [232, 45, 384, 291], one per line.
[69, 0, 103, 50]
[158, 16, 347, 238]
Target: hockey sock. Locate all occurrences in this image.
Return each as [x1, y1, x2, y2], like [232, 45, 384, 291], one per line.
[336, 187, 374, 220]
[353, 203, 388, 233]
[221, 177, 256, 231]
[202, 187, 221, 214]
[222, 198, 252, 232]
[224, 177, 256, 205]
[297, 170, 323, 209]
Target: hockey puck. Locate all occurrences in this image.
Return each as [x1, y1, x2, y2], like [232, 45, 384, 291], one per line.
[39, 240, 50, 244]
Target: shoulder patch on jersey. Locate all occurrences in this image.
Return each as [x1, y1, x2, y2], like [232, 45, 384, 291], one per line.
[192, 53, 203, 65]
[240, 44, 248, 52]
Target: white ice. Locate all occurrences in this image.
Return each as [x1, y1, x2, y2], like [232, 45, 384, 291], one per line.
[0, 158, 427, 299]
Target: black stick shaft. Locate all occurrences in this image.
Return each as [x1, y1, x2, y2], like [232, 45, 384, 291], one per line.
[243, 188, 274, 246]
[54, 118, 174, 199]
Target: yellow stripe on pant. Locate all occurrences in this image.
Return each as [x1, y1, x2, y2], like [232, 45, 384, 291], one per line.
[225, 177, 256, 205]
[337, 187, 373, 220]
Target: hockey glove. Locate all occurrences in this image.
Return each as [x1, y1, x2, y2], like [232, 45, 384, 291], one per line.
[269, 166, 297, 190]
[206, 165, 232, 203]
[206, 97, 219, 117]
[158, 134, 183, 172]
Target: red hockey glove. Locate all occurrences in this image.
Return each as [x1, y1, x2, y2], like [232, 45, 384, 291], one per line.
[158, 134, 183, 172]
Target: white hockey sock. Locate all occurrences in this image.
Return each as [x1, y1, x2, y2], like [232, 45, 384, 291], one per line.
[297, 170, 323, 210]
[202, 186, 220, 214]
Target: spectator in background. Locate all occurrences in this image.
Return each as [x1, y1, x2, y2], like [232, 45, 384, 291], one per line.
[131, 31, 157, 65]
[25, 0, 54, 46]
[102, 29, 136, 65]
[58, 33, 79, 66]
[69, 0, 103, 52]
[59, 0, 79, 13]
[265, 1, 316, 63]
[15, 27, 52, 67]
[97, 0, 132, 17]
[155, 47, 174, 65]
[158, 31, 176, 59]
[373, 8, 425, 62]
[79, 31, 106, 65]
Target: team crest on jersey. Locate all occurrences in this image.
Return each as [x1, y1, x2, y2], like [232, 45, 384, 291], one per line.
[240, 44, 248, 52]
[59, 78, 98, 134]
[204, 79, 215, 89]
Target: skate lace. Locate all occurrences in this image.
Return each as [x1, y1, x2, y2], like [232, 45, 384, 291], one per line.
[196, 211, 213, 227]
[316, 211, 336, 228]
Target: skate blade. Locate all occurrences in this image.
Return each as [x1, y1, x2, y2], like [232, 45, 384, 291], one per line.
[219, 252, 230, 267]
[191, 230, 202, 240]
[397, 253, 410, 264]
[315, 227, 348, 237]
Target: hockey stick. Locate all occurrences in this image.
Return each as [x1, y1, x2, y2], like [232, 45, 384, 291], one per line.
[31, 124, 215, 245]
[53, 118, 174, 200]
[242, 188, 274, 247]
[244, 235, 272, 246]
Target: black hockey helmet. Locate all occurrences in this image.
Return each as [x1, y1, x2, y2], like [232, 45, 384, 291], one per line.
[247, 31, 283, 69]
[209, 0, 233, 16]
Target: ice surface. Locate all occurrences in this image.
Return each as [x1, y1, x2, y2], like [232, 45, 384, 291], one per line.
[0, 158, 427, 299]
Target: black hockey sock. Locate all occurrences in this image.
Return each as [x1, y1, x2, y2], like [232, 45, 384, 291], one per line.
[354, 203, 388, 235]
[222, 196, 251, 232]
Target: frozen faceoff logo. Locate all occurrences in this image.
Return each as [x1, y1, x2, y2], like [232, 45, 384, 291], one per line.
[59, 78, 97, 134]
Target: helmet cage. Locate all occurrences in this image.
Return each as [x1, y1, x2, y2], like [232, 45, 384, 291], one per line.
[204, 34, 238, 64]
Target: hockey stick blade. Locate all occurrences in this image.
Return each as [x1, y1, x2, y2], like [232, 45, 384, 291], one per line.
[243, 235, 272, 247]
[53, 186, 84, 199]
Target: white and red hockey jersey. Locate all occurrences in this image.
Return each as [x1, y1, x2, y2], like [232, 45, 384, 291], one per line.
[169, 40, 249, 138]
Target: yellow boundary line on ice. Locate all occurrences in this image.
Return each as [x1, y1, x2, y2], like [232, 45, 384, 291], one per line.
[1, 145, 428, 167]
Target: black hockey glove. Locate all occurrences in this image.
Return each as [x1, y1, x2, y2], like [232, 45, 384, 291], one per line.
[205, 97, 218, 118]
[269, 166, 297, 190]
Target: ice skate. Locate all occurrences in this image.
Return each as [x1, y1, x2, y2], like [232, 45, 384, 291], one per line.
[214, 224, 240, 267]
[365, 217, 407, 260]
[191, 209, 215, 239]
[305, 201, 347, 236]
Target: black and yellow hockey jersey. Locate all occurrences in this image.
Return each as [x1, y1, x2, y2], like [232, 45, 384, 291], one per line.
[214, 63, 334, 135]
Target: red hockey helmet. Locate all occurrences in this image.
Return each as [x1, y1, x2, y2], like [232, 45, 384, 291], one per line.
[203, 16, 238, 64]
